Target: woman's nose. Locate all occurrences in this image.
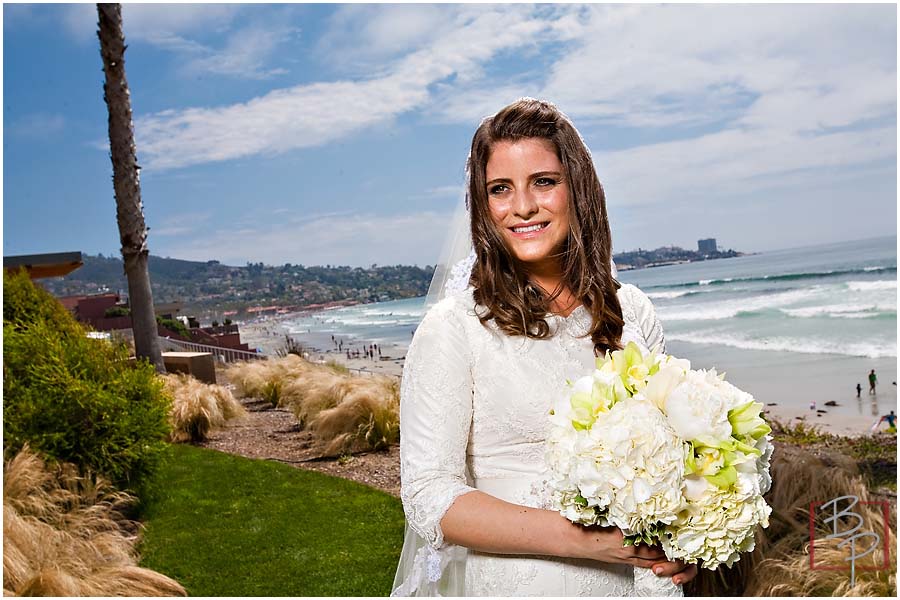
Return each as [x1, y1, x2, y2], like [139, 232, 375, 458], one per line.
[512, 189, 539, 220]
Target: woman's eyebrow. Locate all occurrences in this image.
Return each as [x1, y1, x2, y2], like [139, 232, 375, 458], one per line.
[486, 171, 562, 185]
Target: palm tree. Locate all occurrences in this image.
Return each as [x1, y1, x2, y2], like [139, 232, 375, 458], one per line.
[97, 3, 164, 372]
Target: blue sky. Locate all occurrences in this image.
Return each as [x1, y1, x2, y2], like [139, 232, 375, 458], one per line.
[3, 3, 897, 267]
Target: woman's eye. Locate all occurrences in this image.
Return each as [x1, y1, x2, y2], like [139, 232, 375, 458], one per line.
[535, 177, 557, 187]
[489, 184, 509, 195]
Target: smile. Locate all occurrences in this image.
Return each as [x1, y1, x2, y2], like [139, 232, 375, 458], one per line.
[511, 222, 549, 234]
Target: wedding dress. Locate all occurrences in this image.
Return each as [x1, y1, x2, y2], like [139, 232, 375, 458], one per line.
[393, 282, 679, 596]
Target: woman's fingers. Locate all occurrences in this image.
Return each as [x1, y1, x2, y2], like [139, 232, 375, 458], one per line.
[624, 544, 667, 567]
[629, 556, 666, 568]
[649, 560, 682, 577]
[630, 544, 667, 561]
[672, 564, 698, 585]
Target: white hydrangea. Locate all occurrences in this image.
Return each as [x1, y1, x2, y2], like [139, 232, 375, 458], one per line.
[547, 396, 687, 535]
[661, 471, 772, 569]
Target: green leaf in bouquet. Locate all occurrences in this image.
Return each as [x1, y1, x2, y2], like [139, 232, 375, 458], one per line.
[704, 465, 737, 489]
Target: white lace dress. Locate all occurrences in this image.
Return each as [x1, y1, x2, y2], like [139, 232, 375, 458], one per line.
[395, 283, 675, 597]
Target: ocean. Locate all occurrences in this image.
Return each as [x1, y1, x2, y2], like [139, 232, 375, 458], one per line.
[279, 235, 897, 417]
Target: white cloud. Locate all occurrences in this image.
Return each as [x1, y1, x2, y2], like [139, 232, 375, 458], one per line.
[59, 3, 98, 41]
[122, 4, 242, 39]
[60, 3, 242, 43]
[598, 125, 897, 206]
[425, 4, 897, 209]
[8, 113, 65, 140]
[135, 6, 567, 171]
[157, 211, 454, 267]
[150, 211, 212, 237]
[60, 4, 289, 80]
[181, 24, 298, 80]
[422, 185, 466, 199]
[318, 3, 452, 69]
[87, 1, 893, 229]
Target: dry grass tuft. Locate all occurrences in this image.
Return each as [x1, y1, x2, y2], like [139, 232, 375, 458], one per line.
[226, 356, 400, 454]
[226, 355, 312, 407]
[309, 376, 400, 455]
[162, 373, 247, 443]
[687, 442, 896, 597]
[3, 446, 185, 596]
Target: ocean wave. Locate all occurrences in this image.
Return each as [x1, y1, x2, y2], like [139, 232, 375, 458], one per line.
[324, 317, 419, 327]
[658, 289, 821, 321]
[846, 280, 897, 292]
[646, 290, 693, 299]
[647, 265, 897, 289]
[667, 332, 897, 359]
[781, 303, 897, 319]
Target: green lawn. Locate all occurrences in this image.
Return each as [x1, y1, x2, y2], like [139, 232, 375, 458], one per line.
[138, 445, 406, 596]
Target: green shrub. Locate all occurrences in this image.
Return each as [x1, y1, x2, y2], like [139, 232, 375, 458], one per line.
[156, 316, 188, 338]
[3, 271, 172, 490]
[3, 269, 81, 335]
[323, 359, 349, 375]
[104, 306, 131, 318]
[261, 380, 281, 407]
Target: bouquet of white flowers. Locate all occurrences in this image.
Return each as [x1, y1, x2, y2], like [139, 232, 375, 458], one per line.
[546, 342, 773, 591]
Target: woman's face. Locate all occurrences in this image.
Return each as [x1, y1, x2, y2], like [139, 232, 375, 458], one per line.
[485, 137, 570, 275]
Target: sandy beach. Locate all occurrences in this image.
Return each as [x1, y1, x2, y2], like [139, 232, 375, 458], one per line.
[238, 316, 895, 438]
[240, 317, 407, 379]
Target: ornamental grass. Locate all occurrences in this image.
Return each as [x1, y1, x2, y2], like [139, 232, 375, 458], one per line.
[2, 446, 185, 597]
[226, 354, 311, 407]
[687, 442, 896, 597]
[162, 373, 248, 443]
[308, 377, 401, 455]
[226, 356, 400, 454]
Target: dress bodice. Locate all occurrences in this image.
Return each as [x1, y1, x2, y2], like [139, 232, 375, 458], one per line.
[396, 283, 668, 596]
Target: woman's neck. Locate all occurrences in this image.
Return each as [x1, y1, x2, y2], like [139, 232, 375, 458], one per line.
[528, 272, 580, 318]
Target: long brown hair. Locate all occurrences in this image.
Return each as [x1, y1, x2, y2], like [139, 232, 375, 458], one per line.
[466, 98, 623, 355]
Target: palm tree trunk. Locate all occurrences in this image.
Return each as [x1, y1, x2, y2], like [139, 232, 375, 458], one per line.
[97, 3, 164, 372]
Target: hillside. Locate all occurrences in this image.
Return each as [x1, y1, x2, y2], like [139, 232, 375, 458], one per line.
[41, 254, 434, 317]
[40, 244, 741, 317]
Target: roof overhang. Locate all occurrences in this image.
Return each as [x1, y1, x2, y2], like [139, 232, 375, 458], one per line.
[4, 251, 84, 279]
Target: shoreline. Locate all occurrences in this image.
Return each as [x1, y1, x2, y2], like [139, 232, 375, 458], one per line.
[238, 318, 895, 438]
[240, 317, 407, 379]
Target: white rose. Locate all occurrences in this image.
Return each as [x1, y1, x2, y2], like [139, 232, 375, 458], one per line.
[663, 370, 734, 446]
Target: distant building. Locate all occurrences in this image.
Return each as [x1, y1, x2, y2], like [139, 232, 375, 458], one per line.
[698, 238, 717, 254]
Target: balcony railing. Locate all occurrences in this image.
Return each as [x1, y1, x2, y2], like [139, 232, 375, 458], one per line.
[159, 336, 267, 363]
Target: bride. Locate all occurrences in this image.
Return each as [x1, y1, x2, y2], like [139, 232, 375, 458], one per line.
[392, 99, 698, 596]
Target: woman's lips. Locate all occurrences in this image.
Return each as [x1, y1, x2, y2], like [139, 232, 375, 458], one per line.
[509, 221, 550, 238]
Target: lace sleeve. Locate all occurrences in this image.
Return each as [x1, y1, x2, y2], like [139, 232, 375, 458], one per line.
[627, 285, 666, 354]
[400, 297, 477, 549]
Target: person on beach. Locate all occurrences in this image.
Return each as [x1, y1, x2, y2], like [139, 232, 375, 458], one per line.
[868, 369, 877, 394]
[393, 99, 695, 596]
[879, 410, 896, 428]
[856, 383, 862, 398]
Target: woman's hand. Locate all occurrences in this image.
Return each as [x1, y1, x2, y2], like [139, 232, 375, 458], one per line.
[570, 524, 668, 567]
[570, 523, 698, 585]
[649, 558, 698, 586]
